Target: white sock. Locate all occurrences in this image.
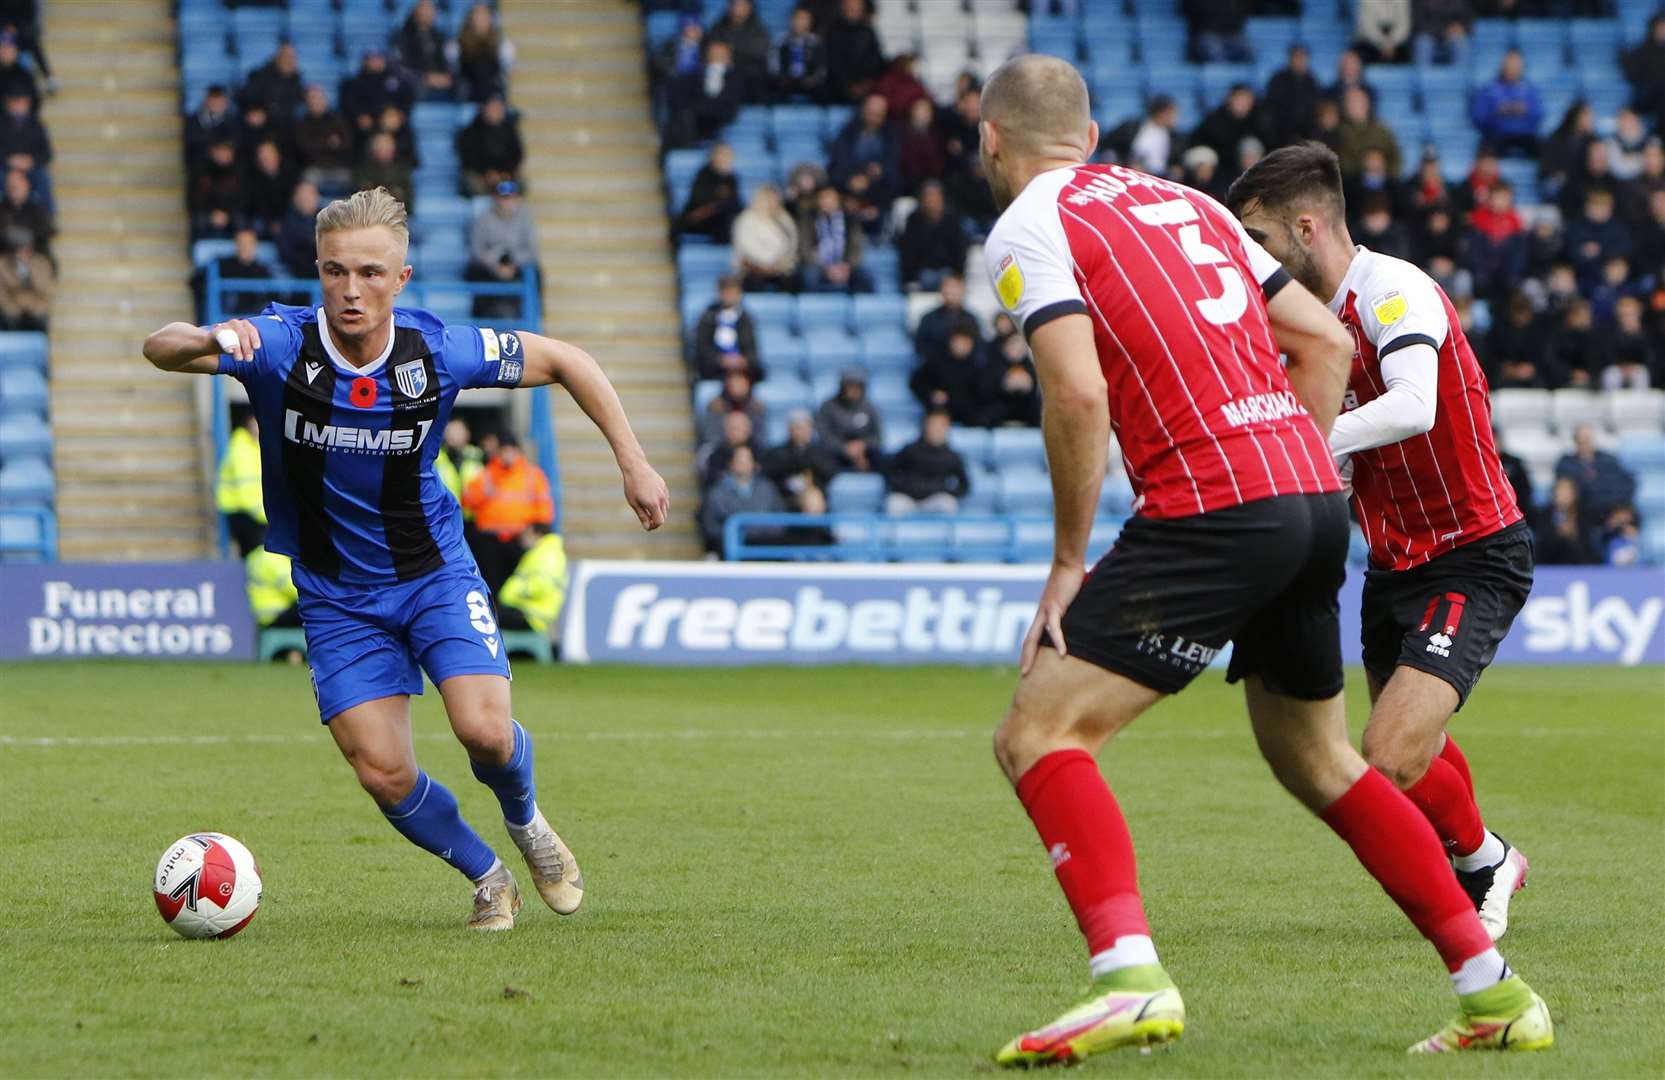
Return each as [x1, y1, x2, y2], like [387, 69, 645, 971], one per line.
[471, 857, 504, 885]
[1450, 948, 1512, 995]
[505, 805, 542, 839]
[1089, 935, 1160, 978]
[1453, 830, 1507, 873]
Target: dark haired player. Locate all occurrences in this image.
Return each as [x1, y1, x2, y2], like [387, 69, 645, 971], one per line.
[1229, 143, 1533, 944]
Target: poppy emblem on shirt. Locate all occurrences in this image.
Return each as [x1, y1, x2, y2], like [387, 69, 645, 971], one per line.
[349, 376, 378, 408]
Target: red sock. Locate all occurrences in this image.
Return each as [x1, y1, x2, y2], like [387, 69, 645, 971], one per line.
[1320, 769, 1492, 972]
[1402, 757, 1487, 856]
[1015, 749, 1149, 956]
[1439, 734, 1476, 798]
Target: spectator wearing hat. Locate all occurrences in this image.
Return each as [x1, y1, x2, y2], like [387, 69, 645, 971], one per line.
[395, 0, 456, 102]
[238, 42, 305, 123]
[899, 180, 968, 292]
[339, 48, 415, 134]
[815, 366, 883, 472]
[0, 166, 49, 254]
[466, 180, 537, 319]
[1181, 145, 1227, 202]
[184, 85, 240, 175]
[798, 182, 871, 293]
[773, 7, 826, 101]
[0, 223, 50, 330]
[693, 275, 763, 381]
[884, 410, 969, 515]
[462, 432, 555, 595]
[456, 94, 523, 196]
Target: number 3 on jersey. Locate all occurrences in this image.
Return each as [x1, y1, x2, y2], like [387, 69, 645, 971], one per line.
[1128, 198, 1247, 326]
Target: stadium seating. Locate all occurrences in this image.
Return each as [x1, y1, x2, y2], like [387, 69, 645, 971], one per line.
[651, 0, 1665, 566]
[0, 299, 54, 560]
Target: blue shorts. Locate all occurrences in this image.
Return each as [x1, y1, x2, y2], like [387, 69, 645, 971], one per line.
[292, 561, 512, 724]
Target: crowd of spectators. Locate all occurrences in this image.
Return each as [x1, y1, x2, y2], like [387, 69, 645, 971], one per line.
[0, 6, 53, 331]
[663, 0, 1656, 559]
[185, 1, 537, 321]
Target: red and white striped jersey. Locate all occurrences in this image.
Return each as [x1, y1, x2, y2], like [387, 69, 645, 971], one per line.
[1328, 247, 1523, 570]
[983, 163, 1340, 519]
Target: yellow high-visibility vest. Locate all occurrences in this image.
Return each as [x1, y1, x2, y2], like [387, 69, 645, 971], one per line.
[437, 447, 485, 507]
[244, 546, 297, 627]
[498, 534, 568, 634]
[217, 427, 266, 523]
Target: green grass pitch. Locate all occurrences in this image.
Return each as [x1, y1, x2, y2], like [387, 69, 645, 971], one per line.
[2, 661, 1662, 1078]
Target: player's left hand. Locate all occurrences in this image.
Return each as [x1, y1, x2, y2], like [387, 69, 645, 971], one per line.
[1020, 561, 1085, 676]
[623, 463, 670, 531]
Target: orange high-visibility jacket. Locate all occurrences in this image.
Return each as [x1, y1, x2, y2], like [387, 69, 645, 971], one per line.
[462, 457, 554, 539]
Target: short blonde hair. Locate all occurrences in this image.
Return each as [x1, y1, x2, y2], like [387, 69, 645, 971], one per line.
[315, 186, 410, 255]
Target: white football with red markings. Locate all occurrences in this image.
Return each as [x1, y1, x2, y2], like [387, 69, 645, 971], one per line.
[153, 833, 262, 940]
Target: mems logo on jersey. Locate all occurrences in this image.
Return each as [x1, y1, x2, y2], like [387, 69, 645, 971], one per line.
[284, 411, 434, 455]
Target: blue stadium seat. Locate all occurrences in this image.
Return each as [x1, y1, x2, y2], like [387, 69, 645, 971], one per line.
[724, 105, 772, 141]
[803, 329, 861, 376]
[754, 376, 813, 414]
[0, 332, 48, 373]
[0, 369, 48, 411]
[1100, 474, 1136, 515]
[230, 7, 285, 43]
[823, 105, 854, 138]
[0, 411, 50, 460]
[957, 481, 1001, 518]
[863, 246, 900, 290]
[677, 244, 732, 281]
[991, 427, 1047, 470]
[796, 294, 852, 334]
[412, 195, 470, 227]
[415, 239, 468, 277]
[1569, 18, 1622, 61]
[999, 471, 1053, 516]
[1618, 432, 1665, 469]
[1244, 16, 1298, 58]
[827, 472, 884, 514]
[0, 509, 48, 559]
[947, 426, 992, 469]
[762, 335, 806, 380]
[853, 293, 907, 331]
[1637, 472, 1665, 517]
[0, 457, 53, 504]
[1198, 64, 1256, 109]
[775, 136, 823, 171]
[865, 372, 914, 411]
[859, 326, 915, 375]
[1087, 517, 1126, 558]
[745, 293, 794, 330]
[418, 285, 472, 322]
[771, 104, 823, 142]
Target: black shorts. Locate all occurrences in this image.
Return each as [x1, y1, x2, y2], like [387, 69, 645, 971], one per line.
[1360, 522, 1534, 709]
[1053, 492, 1351, 699]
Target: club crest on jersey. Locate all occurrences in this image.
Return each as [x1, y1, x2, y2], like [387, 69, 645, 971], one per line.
[499, 359, 522, 385]
[1371, 290, 1408, 325]
[394, 359, 428, 399]
[498, 331, 521, 358]
[995, 252, 1024, 309]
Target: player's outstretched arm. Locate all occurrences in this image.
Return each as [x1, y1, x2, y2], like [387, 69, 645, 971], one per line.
[142, 318, 261, 375]
[514, 331, 669, 531]
[1022, 312, 1109, 674]
[1264, 283, 1353, 437]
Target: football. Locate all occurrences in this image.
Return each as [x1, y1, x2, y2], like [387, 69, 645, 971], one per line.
[153, 833, 262, 940]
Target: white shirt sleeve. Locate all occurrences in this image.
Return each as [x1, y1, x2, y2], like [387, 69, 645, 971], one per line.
[985, 184, 1087, 339]
[1355, 260, 1450, 358]
[1328, 341, 1439, 457]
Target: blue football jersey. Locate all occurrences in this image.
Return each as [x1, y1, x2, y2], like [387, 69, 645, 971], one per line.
[218, 304, 526, 584]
